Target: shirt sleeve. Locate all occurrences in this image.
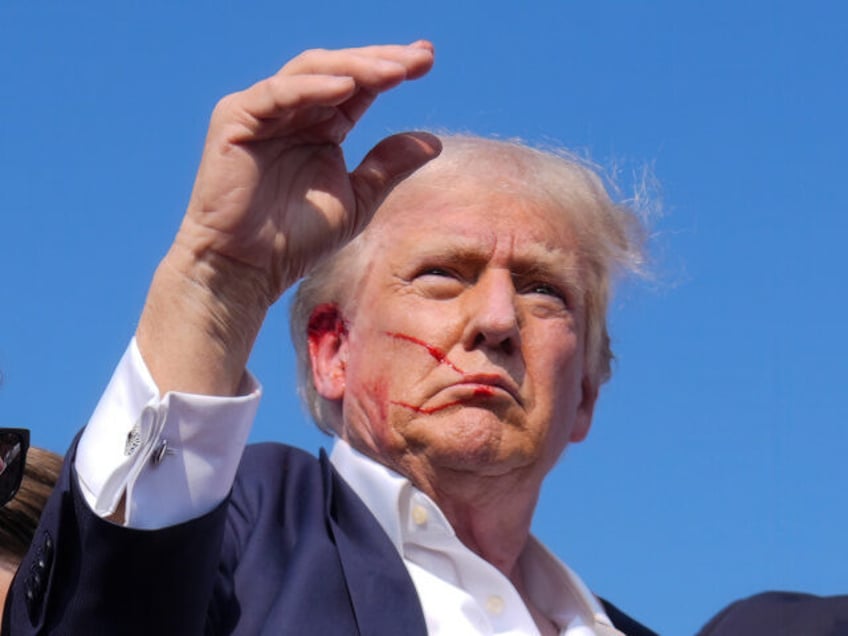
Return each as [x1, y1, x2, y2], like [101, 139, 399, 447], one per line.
[75, 338, 261, 529]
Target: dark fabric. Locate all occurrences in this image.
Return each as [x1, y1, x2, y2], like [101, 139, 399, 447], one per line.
[599, 598, 658, 636]
[3, 437, 230, 635]
[4, 439, 652, 635]
[697, 591, 848, 636]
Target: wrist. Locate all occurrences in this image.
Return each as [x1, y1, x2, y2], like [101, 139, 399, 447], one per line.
[136, 243, 270, 397]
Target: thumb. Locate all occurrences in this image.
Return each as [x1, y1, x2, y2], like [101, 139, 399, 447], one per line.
[348, 131, 442, 235]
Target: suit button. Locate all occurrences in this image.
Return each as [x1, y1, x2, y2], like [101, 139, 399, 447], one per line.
[25, 587, 38, 624]
[25, 531, 53, 625]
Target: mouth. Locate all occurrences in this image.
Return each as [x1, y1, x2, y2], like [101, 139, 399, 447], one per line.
[389, 373, 523, 416]
[456, 373, 523, 406]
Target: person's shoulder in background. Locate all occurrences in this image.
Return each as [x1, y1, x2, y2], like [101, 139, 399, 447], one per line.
[697, 591, 848, 636]
[1, 446, 63, 619]
[1, 446, 63, 562]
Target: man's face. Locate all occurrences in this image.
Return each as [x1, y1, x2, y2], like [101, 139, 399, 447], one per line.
[313, 176, 597, 487]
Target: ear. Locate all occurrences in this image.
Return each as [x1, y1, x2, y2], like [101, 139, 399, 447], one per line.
[307, 304, 349, 401]
[569, 376, 598, 443]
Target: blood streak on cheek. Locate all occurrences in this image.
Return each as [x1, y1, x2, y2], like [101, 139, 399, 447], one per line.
[385, 332, 498, 415]
[385, 332, 464, 374]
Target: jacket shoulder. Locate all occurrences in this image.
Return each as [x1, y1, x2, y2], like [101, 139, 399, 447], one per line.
[225, 442, 327, 534]
[599, 598, 658, 636]
[697, 591, 848, 636]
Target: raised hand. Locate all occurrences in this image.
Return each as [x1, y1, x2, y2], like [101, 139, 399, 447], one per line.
[181, 43, 439, 298]
[137, 43, 440, 396]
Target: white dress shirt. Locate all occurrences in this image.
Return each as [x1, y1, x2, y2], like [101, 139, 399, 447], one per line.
[75, 339, 621, 635]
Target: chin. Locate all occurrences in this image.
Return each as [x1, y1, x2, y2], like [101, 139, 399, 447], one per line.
[405, 410, 537, 475]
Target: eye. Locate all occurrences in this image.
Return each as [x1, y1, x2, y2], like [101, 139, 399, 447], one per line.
[526, 282, 569, 306]
[412, 265, 465, 299]
[417, 267, 455, 278]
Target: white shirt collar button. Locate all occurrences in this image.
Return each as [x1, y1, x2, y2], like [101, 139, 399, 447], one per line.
[486, 595, 505, 616]
[411, 503, 429, 526]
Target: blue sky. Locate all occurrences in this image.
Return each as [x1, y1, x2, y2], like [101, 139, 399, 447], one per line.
[1, 2, 846, 633]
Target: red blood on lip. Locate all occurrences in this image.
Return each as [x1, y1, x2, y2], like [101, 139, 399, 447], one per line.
[390, 399, 465, 414]
[391, 387, 496, 414]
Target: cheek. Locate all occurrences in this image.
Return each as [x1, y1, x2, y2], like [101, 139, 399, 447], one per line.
[342, 370, 391, 450]
[361, 377, 391, 424]
[528, 332, 585, 412]
[341, 331, 412, 448]
[343, 337, 392, 422]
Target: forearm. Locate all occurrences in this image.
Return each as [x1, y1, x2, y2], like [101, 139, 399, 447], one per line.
[137, 241, 271, 398]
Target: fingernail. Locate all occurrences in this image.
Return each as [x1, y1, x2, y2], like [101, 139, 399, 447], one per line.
[408, 40, 434, 52]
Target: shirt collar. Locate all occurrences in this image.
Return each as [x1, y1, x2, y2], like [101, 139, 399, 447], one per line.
[522, 535, 614, 631]
[329, 438, 410, 552]
[329, 438, 616, 633]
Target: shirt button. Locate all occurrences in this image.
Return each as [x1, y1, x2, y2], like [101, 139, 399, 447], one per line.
[411, 504, 428, 526]
[486, 595, 504, 615]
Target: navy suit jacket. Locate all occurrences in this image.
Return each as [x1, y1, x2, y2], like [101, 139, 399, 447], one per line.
[3, 442, 655, 635]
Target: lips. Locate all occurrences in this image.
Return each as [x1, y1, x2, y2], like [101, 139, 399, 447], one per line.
[455, 372, 522, 406]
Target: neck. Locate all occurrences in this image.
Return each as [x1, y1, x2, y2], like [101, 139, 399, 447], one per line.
[420, 470, 560, 635]
[341, 433, 547, 577]
[413, 464, 542, 578]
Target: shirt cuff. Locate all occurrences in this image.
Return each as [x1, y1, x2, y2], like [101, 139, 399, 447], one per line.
[75, 337, 261, 529]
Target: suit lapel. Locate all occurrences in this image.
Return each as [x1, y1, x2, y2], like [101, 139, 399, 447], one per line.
[320, 450, 427, 636]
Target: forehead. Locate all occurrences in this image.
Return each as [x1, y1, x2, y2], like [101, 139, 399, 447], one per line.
[369, 174, 582, 265]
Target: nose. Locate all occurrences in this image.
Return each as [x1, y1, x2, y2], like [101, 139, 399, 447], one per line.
[462, 270, 519, 355]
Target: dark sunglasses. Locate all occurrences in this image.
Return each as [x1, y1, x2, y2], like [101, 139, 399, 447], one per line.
[0, 428, 30, 507]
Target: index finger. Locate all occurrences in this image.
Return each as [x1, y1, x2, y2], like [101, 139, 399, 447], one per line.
[231, 42, 435, 135]
[280, 41, 435, 86]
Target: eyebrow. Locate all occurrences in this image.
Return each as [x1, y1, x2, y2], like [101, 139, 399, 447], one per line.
[512, 259, 586, 302]
[404, 242, 490, 266]
[401, 239, 585, 295]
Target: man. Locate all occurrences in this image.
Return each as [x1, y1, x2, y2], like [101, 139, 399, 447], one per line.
[3, 42, 654, 634]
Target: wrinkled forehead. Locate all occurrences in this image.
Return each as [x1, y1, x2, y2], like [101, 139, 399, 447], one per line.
[351, 171, 586, 302]
[375, 199, 578, 265]
[368, 163, 589, 253]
